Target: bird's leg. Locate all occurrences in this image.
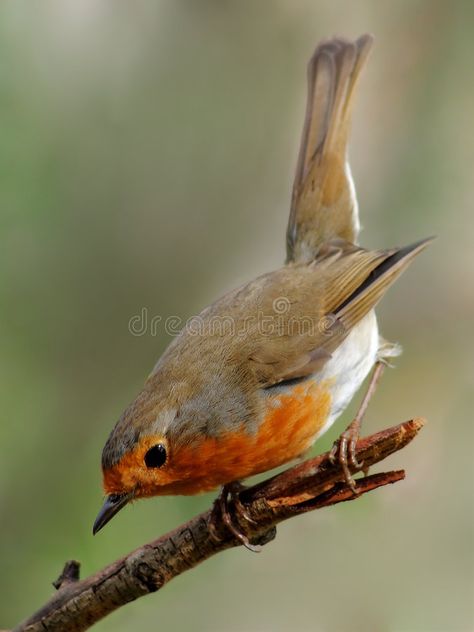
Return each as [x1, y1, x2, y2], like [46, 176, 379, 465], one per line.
[329, 360, 386, 491]
[210, 481, 261, 553]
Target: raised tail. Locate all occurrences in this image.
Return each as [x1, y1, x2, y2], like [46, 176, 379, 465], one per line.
[286, 34, 374, 264]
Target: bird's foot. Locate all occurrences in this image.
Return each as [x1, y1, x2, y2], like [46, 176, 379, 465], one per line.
[329, 419, 364, 493]
[329, 360, 387, 491]
[209, 481, 261, 553]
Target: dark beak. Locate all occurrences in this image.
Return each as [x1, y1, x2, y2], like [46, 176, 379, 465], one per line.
[92, 493, 132, 535]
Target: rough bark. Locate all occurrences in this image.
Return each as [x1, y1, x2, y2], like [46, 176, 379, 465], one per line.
[13, 418, 425, 632]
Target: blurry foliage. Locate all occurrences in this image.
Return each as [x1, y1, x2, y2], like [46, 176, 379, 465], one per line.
[0, 1, 472, 631]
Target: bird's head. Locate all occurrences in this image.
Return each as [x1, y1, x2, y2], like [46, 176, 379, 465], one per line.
[92, 387, 179, 534]
[91, 373, 241, 534]
[91, 373, 205, 535]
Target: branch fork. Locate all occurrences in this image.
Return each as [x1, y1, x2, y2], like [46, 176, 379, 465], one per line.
[14, 418, 425, 632]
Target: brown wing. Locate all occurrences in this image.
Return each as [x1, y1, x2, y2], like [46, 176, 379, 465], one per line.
[286, 35, 373, 264]
[248, 238, 432, 388]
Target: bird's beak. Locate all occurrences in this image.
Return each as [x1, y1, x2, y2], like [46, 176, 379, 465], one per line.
[92, 493, 132, 535]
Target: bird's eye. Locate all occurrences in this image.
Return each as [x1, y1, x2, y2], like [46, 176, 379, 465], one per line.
[144, 444, 167, 468]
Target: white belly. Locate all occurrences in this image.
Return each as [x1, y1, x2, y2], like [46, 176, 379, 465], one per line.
[313, 310, 379, 441]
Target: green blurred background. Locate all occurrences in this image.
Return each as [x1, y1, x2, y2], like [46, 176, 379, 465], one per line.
[0, 1, 472, 630]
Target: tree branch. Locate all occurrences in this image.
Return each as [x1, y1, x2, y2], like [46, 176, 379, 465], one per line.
[14, 418, 425, 632]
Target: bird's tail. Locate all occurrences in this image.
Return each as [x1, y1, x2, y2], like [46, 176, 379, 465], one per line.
[286, 34, 374, 263]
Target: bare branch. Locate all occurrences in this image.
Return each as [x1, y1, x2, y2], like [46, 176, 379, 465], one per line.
[52, 561, 81, 591]
[14, 418, 425, 632]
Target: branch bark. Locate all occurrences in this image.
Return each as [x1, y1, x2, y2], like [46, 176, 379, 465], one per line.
[14, 418, 425, 632]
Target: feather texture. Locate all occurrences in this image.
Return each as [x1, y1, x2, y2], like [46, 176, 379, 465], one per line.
[287, 34, 374, 262]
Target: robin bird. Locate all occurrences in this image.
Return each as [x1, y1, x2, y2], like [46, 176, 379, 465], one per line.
[93, 34, 431, 547]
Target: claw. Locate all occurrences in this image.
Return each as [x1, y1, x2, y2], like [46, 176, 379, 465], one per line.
[328, 361, 386, 492]
[211, 482, 261, 552]
[329, 424, 364, 493]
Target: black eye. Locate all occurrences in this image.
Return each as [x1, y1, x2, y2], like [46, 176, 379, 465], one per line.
[144, 444, 167, 468]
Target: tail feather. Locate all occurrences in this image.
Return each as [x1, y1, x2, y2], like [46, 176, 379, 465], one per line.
[287, 34, 374, 263]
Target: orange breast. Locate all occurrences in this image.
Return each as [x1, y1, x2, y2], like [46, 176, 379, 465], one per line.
[152, 381, 332, 496]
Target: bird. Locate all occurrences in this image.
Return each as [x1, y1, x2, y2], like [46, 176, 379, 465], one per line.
[93, 34, 431, 546]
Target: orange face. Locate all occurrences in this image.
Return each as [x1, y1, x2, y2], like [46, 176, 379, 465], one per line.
[102, 382, 332, 498]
